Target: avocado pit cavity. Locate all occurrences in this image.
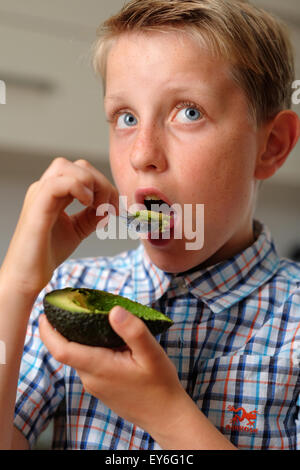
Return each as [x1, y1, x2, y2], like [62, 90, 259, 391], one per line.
[43, 288, 173, 348]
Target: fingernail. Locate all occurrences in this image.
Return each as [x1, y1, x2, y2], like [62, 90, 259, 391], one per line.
[112, 307, 128, 324]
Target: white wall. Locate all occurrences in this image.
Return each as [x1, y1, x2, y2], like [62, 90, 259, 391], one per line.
[255, 181, 300, 259]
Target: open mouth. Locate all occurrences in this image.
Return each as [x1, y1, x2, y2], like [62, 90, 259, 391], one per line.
[131, 189, 176, 239]
[143, 196, 172, 215]
[142, 198, 175, 240]
[125, 197, 170, 237]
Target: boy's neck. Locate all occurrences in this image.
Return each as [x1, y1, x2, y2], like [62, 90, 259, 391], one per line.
[175, 221, 258, 277]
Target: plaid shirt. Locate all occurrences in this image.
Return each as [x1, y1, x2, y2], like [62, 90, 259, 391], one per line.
[14, 221, 300, 450]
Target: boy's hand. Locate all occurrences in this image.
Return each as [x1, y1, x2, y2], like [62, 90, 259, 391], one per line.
[39, 307, 187, 439]
[0, 158, 119, 298]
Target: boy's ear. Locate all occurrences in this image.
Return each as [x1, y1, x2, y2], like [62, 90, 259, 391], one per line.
[255, 110, 300, 180]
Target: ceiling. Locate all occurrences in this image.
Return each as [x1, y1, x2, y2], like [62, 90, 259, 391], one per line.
[0, 0, 299, 184]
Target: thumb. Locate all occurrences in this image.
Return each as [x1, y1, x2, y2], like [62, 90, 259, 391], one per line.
[70, 206, 105, 240]
[109, 306, 160, 362]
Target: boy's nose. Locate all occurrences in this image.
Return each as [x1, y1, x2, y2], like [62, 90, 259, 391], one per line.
[130, 127, 167, 173]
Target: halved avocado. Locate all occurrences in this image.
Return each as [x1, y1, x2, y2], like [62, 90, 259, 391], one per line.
[43, 287, 173, 348]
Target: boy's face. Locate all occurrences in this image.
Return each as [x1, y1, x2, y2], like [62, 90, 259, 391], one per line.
[104, 30, 263, 273]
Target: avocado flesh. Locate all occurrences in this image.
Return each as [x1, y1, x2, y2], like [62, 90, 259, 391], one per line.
[47, 290, 91, 313]
[132, 210, 171, 232]
[43, 288, 173, 348]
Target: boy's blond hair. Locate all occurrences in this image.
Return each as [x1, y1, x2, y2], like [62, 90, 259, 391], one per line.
[92, 0, 295, 125]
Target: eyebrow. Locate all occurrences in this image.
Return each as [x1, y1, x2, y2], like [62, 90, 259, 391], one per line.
[104, 85, 211, 104]
[104, 94, 125, 104]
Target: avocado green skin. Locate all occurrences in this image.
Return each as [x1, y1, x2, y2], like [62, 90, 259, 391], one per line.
[43, 288, 173, 348]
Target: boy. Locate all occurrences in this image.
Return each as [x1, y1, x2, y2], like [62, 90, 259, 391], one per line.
[0, 0, 299, 450]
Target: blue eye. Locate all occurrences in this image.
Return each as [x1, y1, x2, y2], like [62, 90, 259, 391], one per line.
[185, 108, 201, 120]
[116, 112, 137, 128]
[176, 106, 202, 123]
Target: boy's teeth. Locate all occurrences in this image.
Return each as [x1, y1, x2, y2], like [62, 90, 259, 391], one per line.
[144, 195, 160, 201]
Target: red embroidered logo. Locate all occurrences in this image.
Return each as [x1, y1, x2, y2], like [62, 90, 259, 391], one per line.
[226, 405, 258, 433]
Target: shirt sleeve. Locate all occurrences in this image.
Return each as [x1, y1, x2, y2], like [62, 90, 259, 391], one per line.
[14, 269, 66, 449]
[291, 289, 300, 450]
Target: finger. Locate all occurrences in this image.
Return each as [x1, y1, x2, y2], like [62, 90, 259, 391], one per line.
[40, 175, 94, 217]
[69, 206, 107, 240]
[42, 157, 120, 215]
[74, 159, 120, 215]
[39, 314, 114, 371]
[41, 157, 94, 194]
[109, 306, 163, 366]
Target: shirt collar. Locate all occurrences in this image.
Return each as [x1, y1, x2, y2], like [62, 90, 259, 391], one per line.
[132, 220, 280, 314]
[130, 244, 172, 305]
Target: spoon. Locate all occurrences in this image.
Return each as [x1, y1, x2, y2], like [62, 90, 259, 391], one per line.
[119, 210, 172, 234]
